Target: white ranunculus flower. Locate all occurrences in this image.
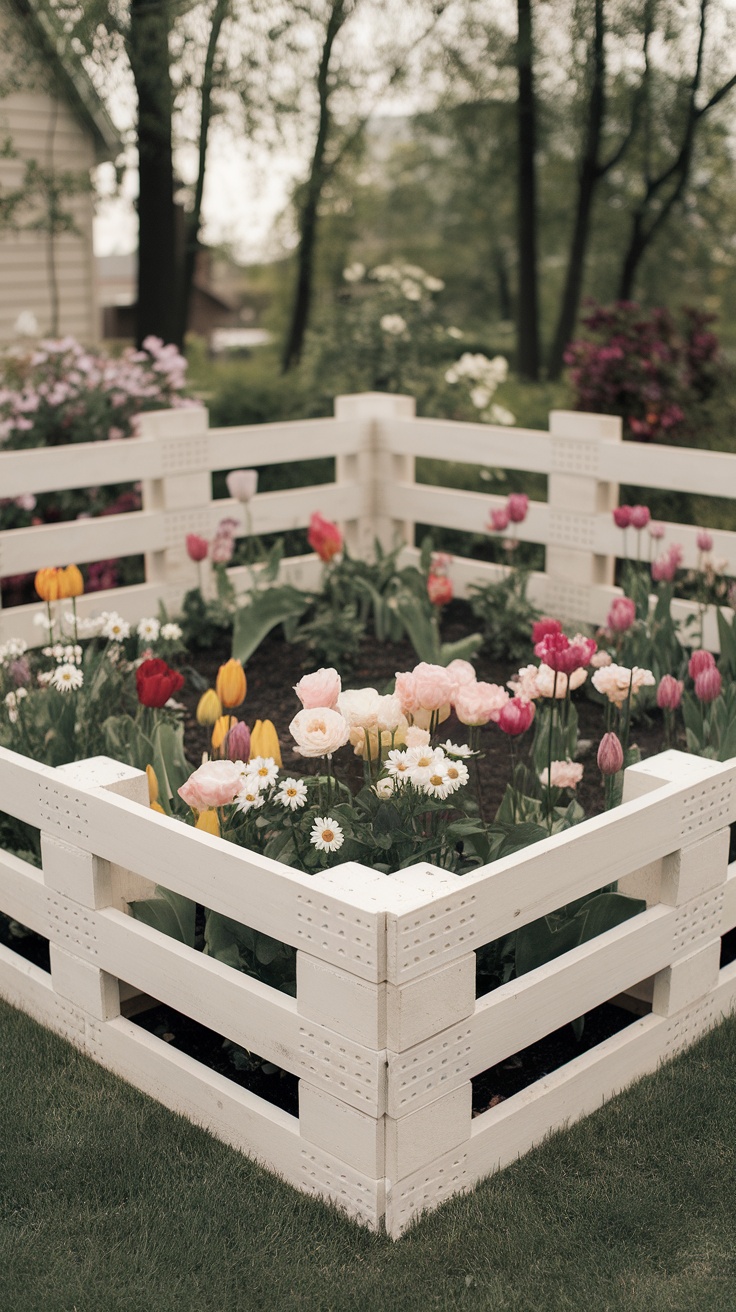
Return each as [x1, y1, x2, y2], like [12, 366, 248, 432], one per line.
[289, 706, 350, 757]
[380, 313, 407, 336]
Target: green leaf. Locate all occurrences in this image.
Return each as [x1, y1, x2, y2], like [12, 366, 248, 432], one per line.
[129, 887, 196, 947]
[232, 586, 309, 663]
[438, 633, 484, 665]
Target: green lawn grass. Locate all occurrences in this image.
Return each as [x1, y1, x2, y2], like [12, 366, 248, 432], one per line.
[2, 999, 736, 1311]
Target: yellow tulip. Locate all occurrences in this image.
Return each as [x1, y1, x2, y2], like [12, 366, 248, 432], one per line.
[145, 764, 159, 805]
[249, 718, 282, 768]
[216, 658, 247, 708]
[60, 563, 84, 598]
[196, 688, 223, 726]
[211, 714, 237, 754]
[150, 800, 166, 814]
[195, 809, 220, 836]
[34, 567, 61, 602]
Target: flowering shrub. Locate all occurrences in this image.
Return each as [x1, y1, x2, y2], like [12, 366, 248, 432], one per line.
[565, 302, 722, 442]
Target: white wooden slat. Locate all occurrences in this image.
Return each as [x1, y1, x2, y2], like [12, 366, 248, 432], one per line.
[0, 746, 55, 826]
[383, 482, 549, 545]
[383, 417, 552, 474]
[722, 864, 736, 934]
[96, 908, 386, 1114]
[469, 904, 674, 1077]
[101, 1016, 384, 1227]
[387, 763, 736, 984]
[0, 437, 161, 498]
[598, 440, 736, 499]
[594, 514, 736, 571]
[0, 850, 49, 937]
[207, 418, 363, 470]
[30, 781, 385, 982]
[1, 510, 165, 573]
[0, 943, 56, 1021]
[467, 1012, 666, 1183]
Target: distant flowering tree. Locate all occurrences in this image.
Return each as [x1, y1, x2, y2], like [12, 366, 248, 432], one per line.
[564, 302, 721, 442]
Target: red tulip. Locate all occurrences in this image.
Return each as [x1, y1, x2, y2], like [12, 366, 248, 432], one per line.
[308, 512, 343, 562]
[186, 533, 208, 562]
[136, 658, 185, 708]
[427, 572, 453, 607]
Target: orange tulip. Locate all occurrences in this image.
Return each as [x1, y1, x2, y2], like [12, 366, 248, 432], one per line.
[249, 718, 282, 768]
[34, 567, 62, 601]
[211, 714, 237, 754]
[60, 564, 84, 598]
[216, 658, 247, 708]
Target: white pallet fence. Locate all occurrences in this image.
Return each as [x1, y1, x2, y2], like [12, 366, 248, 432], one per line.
[1, 394, 734, 648]
[1, 743, 735, 1236]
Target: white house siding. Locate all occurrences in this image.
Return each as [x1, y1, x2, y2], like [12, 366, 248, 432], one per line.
[0, 13, 100, 343]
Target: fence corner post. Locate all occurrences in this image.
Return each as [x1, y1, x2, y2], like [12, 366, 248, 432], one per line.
[139, 406, 212, 596]
[334, 392, 416, 556]
[545, 409, 622, 625]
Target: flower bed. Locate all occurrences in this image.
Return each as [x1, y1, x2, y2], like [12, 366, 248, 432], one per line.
[2, 394, 736, 1234]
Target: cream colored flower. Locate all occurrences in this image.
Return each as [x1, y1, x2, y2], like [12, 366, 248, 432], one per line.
[289, 706, 350, 757]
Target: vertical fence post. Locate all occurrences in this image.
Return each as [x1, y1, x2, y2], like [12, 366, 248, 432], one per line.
[334, 392, 416, 556]
[621, 751, 736, 1043]
[381, 868, 478, 1239]
[38, 757, 150, 1054]
[545, 409, 622, 624]
[139, 406, 212, 596]
[294, 862, 391, 1230]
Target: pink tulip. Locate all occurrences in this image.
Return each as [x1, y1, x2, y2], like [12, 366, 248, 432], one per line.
[497, 697, 535, 736]
[488, 506, 510, 532]
[427, 572, 453, 607]
[688, 649, 715, 680]
[630, 505, 650, 530]
[648, 521, 665, 540]
[651, 544, 683, 583]
[308, 512, 343, 562]
[225, 720, 251, 762]
[607, 597, 636, 634]
[531, 616, 562, 645]
[696, 528, 714, 552]
[534, 632, 597, 675]
[507, 493, 529, 524]
[656, 675, 684, 710]
[694, 666, 722, 702]
[613, 506, 632, 529]
[226, 469, 258, 503]
[597, 732, 624, 776]
[186, 533, 208, 562]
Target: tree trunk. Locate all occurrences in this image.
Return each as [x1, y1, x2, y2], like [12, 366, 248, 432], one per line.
[281, 1, 347, 374]
[547, 0, 605, 379]
[176, 0, 230, 348]
[129, 0, 179, 349]
[515, 0, 540, 380]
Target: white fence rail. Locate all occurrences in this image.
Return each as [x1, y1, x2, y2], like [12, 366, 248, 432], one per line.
[1, 743, 735, 1235]
[1, 393, 735, 648]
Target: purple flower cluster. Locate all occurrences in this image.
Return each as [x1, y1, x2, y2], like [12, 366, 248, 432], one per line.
[0, 335, 198, 451]
[564, 302, 721, 443]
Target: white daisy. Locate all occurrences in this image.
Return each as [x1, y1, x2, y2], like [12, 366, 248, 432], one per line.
[374, 776, 395, 799]
[102, 614, 130, 642]
[137, 617, 160, 642]
[440, 740, 477, 758]
[234, 783, 265, 813]
[310, 816, 344, 853]
[37, 670, 54, 686]
[420, 761, 452, 799]
[248, 756, 279, 787]
[385, 749, 411, 785]
[161, 622, 182, 641]
[444, 760, 469, 792]
[51, 663, 84, 693]
[406, 745, 444, 788]
[276, 778, 308, 810]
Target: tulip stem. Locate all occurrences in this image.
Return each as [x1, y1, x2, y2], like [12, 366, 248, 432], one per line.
[71, 596, 79, 644]
[547, 674, 558, 832]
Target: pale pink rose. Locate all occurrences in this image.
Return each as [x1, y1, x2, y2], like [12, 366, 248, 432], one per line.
[376, 693, 405, 732]
[507, 664, 542, 701]
[590, 649, 613, 668]
[404, 725, 431, 748]
[454, 681, 509, 726]
[539, 760, 584, 789]
[395, 670, 419, 714]
[294, 667, 341, 709]
[445, 659, 476, 694]
[592, 664, 655, 707]
[178, 759, 244, 810]
[289, 706, 350, 757]
[412, 662, 456, 711]
[534, 663, 588, 698]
